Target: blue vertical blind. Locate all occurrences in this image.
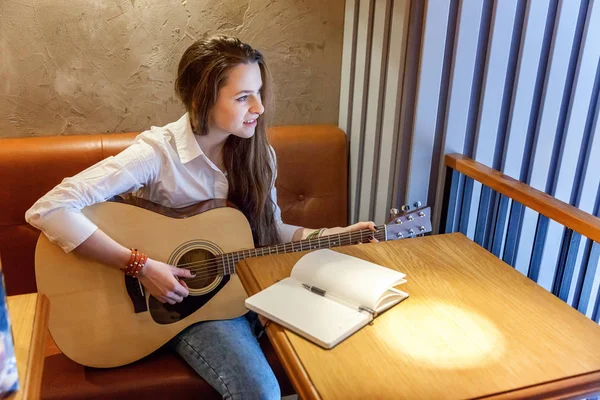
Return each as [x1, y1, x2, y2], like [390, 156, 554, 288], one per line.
[339, 0, 600, 318]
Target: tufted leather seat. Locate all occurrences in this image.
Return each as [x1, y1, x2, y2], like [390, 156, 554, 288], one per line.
[0, 125, 348, 399]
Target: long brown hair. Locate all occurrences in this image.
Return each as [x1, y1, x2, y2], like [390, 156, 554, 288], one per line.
[175, 35, 281, 246]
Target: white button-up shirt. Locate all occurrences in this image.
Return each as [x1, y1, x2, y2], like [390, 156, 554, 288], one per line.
[25, 113, 300, 252]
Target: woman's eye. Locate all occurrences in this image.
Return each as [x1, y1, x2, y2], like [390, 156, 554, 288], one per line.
[237, 96, 248, 102]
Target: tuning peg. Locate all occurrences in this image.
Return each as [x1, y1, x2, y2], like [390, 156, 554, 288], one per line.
[408, 228, 415, 236]
[419, 226, 426, 232]
[395, 218, 402, 225]
[396, 232, 404, 238]
[389, 208, 400, 216]
[407, 215, 414, 221]
[418, 211, 425, 217]
[413, 201, 422, 208]
[401, 204, 410, 212]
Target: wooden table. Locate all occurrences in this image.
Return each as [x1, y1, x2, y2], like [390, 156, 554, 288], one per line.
[7, 293, 50, 400]
[237, 233, 600, 400]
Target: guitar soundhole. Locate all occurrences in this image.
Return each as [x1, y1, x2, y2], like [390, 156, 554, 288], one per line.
[177, 249, 217, 290]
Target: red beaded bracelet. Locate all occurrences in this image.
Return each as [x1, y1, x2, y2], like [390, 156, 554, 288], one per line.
[121, 248, 148, 278]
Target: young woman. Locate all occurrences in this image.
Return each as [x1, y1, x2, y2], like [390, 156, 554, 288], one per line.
[26, 35, 375, 399]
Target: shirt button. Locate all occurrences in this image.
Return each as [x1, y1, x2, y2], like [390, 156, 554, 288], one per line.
[298, 194, 305, 201]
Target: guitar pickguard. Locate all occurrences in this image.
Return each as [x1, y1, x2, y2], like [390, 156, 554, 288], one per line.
[148, 275, 231, 324]
[125, 275, 148, 313]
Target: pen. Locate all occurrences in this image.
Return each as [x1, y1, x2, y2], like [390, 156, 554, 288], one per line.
[301, 283, 326, 296]
[301, 283, 376, 316]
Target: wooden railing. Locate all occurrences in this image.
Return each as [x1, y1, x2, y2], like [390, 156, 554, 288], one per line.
[443, 154, 600, 243]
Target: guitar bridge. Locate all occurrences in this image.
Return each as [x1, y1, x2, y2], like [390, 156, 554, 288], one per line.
[125, 275, 148, 313]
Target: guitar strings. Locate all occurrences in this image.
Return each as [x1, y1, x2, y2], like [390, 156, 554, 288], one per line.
[182, 242, 379, 281]
[174, 226, 386, 270]
[180, 229, 389, 283]
[183, 231, 382, 283]
[180, 228, 383, 272]
[182, 231, 385, 281]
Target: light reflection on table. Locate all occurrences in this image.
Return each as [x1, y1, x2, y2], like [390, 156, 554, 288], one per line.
[376, 300, 506, 369]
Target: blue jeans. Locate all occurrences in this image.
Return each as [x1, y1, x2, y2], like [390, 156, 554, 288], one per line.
[169, 312, 281, 400]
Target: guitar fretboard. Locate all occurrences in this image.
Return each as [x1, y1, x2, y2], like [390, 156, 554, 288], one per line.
[216, 226, 387, 275]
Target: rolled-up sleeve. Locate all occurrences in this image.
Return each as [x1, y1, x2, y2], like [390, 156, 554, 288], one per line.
[268, 146, 301, 243]
[25, 135, 162, 252]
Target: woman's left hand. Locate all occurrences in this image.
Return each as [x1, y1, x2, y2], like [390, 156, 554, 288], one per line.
[322, 221, 379, 243]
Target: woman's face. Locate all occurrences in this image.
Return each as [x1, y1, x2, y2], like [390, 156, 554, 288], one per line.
[208, 62, 265, 139]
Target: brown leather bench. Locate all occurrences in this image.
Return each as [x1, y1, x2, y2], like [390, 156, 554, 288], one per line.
[0, 125, 348, 399]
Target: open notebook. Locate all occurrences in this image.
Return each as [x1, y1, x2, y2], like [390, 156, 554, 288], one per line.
[245, 249, 408, 349]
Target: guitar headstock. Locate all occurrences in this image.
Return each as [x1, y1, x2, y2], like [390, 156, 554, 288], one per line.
[385, 202, 432, 240]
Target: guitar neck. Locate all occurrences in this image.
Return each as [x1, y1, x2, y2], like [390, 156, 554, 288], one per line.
[219, 225, 387, 275]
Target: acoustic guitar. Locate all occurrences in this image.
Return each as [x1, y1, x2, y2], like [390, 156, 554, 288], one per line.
[35, 196, 431, 368]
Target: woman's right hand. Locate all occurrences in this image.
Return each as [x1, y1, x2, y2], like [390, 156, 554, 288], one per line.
[138, 258, 195, 304]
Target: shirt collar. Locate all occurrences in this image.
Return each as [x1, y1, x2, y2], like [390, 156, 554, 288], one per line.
[171, 113, 203, 164]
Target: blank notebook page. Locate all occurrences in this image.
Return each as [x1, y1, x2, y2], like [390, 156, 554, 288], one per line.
[245, 278, 370, 348]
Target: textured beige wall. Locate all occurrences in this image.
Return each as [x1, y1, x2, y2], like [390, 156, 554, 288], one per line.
[0, 0, 344, 138]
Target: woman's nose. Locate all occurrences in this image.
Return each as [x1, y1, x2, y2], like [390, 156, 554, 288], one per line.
[250, 97, 264, 115]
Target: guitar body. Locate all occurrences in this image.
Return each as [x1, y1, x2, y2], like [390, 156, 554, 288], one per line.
[35, 199, 253, 368]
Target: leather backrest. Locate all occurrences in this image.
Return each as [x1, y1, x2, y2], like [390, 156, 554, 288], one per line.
[0, 125, 347, 295]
